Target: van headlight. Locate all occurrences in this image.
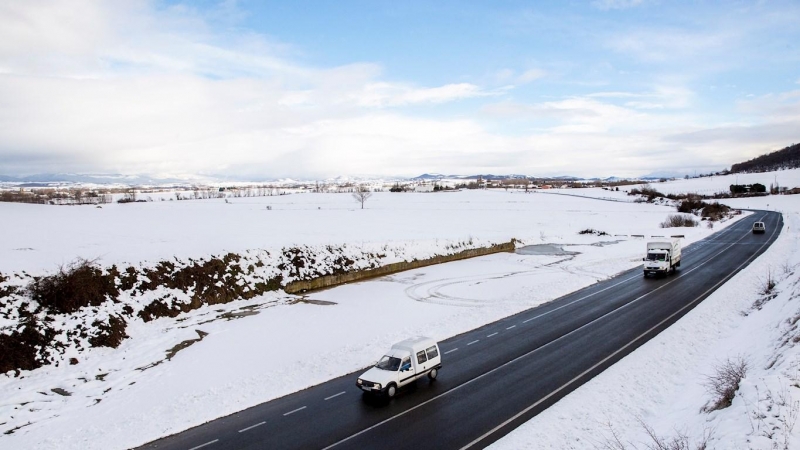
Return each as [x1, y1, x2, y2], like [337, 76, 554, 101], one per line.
[374, 383, 381, 390]
[357, 379, 363, 385]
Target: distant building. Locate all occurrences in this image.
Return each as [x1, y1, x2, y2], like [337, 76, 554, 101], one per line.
[414, 184, 434, 193]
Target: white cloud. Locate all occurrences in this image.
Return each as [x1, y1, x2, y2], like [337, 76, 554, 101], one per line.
[352, 82, 490, 108]
[736, 90, 800, 121]
[592, 0, 643, 11]
[0, 1, 796, 179]
[495, 68, 546, 86]
[518, 68, 546, 83]
[605, 28, 735, 64]
[0, 2, 503, 178]
[588, 85, 694, 109]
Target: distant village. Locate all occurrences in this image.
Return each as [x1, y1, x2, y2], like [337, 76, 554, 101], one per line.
[0, 174, 645, 206]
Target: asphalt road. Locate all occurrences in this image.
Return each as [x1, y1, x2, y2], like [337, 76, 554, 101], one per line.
[139, 210, 783, 450]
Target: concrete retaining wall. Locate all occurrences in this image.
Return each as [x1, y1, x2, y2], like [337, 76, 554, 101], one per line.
[283, 240, 516, 294]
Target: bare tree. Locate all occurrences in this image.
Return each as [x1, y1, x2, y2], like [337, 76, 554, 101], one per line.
[352, 185, 372, 209]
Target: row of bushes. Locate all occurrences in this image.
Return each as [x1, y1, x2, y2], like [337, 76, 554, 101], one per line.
[628, 186, 733, 223]
[660, 214, 699, 228]
[0, 242, 423, 374]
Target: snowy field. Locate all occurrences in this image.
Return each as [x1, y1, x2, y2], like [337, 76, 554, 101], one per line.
[1, 171, 798, 450]
[631, 168, 800, 197]
[3, 188, 693, 274]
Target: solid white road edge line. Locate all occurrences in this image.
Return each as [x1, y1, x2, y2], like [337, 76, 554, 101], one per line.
[238, 422, 266, 433]
[187, 439, 218, 450]
[283, 406, 306, 416]
[459, 214, 779, 449]
[320, 218, 770, 450]
[325, 391, 346, 401]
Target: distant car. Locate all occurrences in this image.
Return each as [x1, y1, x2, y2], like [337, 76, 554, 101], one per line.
[752, 222, 766, 234]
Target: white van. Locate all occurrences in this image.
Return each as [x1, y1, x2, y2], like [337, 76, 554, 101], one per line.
[356, 337, 442, 398]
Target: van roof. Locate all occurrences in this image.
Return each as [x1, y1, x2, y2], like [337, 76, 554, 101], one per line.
[391, 336, 437, 352]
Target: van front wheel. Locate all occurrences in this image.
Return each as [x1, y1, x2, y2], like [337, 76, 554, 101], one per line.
[428, 368, 438, 381]
[386, 384, 397, 398]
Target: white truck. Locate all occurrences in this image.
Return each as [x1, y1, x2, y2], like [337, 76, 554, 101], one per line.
[643, 240, 681, 277]
[356, 337, 442, 398]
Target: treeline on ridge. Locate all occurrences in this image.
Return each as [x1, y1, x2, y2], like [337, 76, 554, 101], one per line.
[731, 142, 800, 173]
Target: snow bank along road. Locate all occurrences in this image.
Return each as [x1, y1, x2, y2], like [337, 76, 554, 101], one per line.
[138, 211, 782, 450]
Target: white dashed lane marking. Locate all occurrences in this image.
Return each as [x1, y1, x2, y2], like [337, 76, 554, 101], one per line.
[239, 422, 266, 433]
[487, 332, 498, 337]
[188, 440, 218, 450]
[283, 406, 307, 416]
[506, 325, 516, 330]
[467, 340, 479, 346]
[325, 391, 346, 401]
[444, 348, 458, 354]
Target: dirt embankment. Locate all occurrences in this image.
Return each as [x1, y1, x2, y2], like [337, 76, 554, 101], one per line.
[0, 239, 516, 375]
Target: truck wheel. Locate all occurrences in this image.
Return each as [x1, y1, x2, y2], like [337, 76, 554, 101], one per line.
[386, 384, 397, 398]
[428, 368, 438, 381]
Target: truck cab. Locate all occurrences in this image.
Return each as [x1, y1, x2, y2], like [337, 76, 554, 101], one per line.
[357, 337, 442, 398]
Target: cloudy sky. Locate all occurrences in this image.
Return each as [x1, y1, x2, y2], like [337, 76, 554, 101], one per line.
[1, 0, 798, 180]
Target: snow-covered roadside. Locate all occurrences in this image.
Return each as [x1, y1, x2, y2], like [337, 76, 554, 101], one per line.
[490, 192, 800, 449]
[0, 190, 742, 450]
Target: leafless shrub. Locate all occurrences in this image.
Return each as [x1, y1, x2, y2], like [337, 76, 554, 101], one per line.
[660, 214, 699, 228]
[700, 202, 730, 221]
[579, 228, 609, 236]
[596, 419, 714, 450]
[781, 260, 796, 276]
[703, 357, 749, 412]
[743, 382, 800, 449]
[639, 419, 712, 450]
[629, 184, 665, 202]
[759, 268, 777, 296]
[750, 268, 780, 310]
[26, 258, 119, 314]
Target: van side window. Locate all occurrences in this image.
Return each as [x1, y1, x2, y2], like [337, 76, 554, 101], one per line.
[426, 345, 439, 360]
[416, 350, 428, 364]
[401, 357, 411, 371]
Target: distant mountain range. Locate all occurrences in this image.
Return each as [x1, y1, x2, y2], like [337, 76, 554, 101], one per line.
[0, 173, 195, 185]
[410, 173, 583, 181]
[0, 171, 672, 187]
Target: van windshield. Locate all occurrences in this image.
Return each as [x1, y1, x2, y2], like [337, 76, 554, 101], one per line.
[647, 253, 666, 261]
[376, 355, 401, 371]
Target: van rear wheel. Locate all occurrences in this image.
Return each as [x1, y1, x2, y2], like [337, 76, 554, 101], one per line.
[428, 368, 438, 380]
